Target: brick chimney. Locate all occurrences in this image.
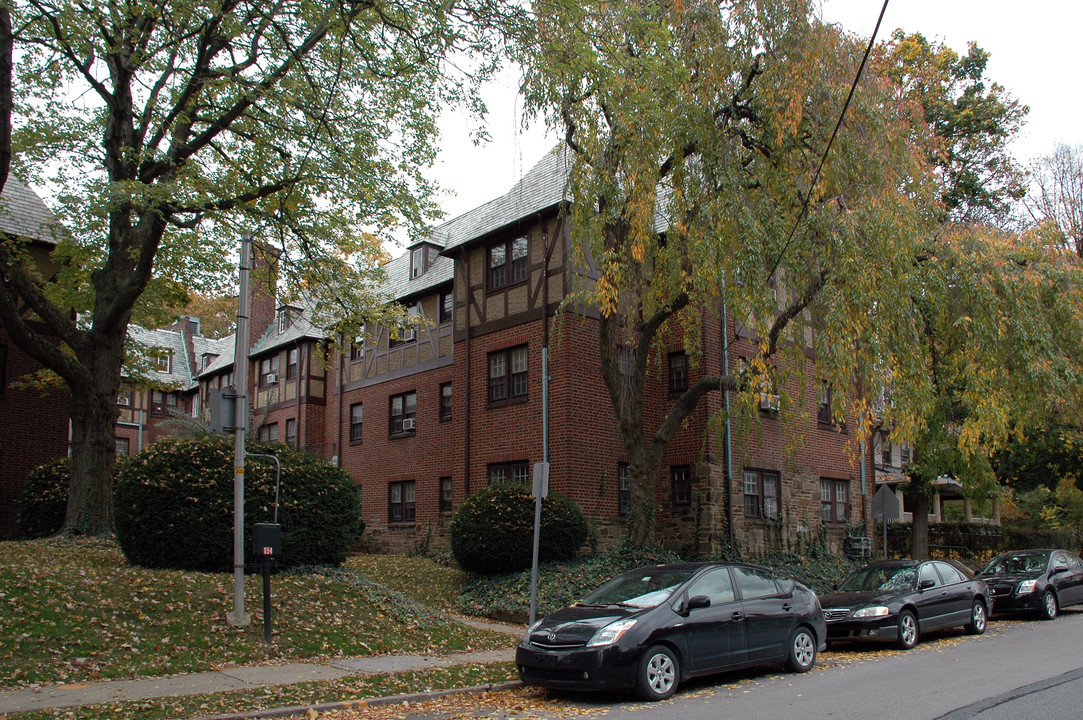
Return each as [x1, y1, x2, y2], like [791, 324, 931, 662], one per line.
[248, 242, 281, 349]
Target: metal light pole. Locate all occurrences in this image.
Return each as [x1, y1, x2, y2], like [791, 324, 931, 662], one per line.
[227, 232, 252, 627]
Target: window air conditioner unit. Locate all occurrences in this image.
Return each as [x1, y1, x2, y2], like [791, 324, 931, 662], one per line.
[759, 393, 780, 411]
[265, 373, 278, 384]
[117, 396, 130, 406]
[402, 418, 416, 431]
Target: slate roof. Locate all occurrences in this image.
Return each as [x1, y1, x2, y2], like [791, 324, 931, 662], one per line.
[378, 251, 453, 302]
[128, 325, 194, 389]
[0, 176, 62, 244]
[249, 298, 327, 357]
[434, 144, 571, 254]
[199, 338, 236, 379]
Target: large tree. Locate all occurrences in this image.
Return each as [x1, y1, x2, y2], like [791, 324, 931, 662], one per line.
[0, 0, 512, 534]
[517, 0, 940, 546]
[1027, 143, 1083, 258]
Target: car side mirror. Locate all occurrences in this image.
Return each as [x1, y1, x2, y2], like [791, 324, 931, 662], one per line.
[687, 595, 711, 612]
[1052, 564, 1069, 575]
[919, 578, 936, 590]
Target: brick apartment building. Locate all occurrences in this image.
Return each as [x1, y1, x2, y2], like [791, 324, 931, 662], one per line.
[2, 149, 873, 551]
[195, 146, 873, 555]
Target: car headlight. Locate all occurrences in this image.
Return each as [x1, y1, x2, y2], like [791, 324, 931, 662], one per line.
[522, 619, 544, 644]
[853, 606, 890, 618]
[1017, 580, 1038, 595]
[586, 617, 637, 647]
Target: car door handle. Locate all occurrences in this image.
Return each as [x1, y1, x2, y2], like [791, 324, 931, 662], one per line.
[782, 603, 793, 611]
[731, 612, 744, 621]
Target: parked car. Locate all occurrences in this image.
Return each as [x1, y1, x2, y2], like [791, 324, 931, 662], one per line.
[978, 549, 1083, 620]
[516, 562, 826, 701]
[818, 559, 988, 650]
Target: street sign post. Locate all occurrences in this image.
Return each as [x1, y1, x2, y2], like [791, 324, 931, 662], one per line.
[872, 486, 901, 559]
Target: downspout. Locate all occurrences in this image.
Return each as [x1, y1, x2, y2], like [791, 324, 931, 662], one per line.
[336, 333, 344, 466]
[722, 294, 735, 555]
[294, 340, 302, 449]
[462, 247, 472, 494]
[542, 220, 550, 463]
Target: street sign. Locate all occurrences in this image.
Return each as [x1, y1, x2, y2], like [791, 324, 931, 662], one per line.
[872, 485, 901, 520]
[532, 462, 550, 499]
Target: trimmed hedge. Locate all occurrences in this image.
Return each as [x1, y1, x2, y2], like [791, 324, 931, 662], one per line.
[18, 457, 72, 539]
[450, 482, 589, 575]
[115, 435, 362, 572]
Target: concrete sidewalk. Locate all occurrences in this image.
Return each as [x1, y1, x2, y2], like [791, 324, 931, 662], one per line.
[0, 617, 525, 716]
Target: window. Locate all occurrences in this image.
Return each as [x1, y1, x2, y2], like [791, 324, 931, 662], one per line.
[440, 477, 453, 513]
[733, 566, 782, 600]
[259, 355, 280, 386]
[351, 329, 365, 361]
[221, 370, 234, 389]
[918, 563, 941, 588]
[117, 390, 132, 407]
[900, 443, 912, 464]
[286, 347, 299, 380]
[201, 353, 217, 372]
[350, 402, 363, 442]
[488, 236, 528, 290]
[115, 437, 130, 457]
[668, 352, 688, 394]
[151, 390, 167, 414]
[152, 352, 172, 373]
[166, 392, 178, 412]
[489, 461, 529, 484]
[881, 437, 893, 467]
[817, 383, 833, 425]
[934, 562, 966, 585]
[278, 309, 292, 333]
[671, 465, 691, 507]
[743, 469, 781, 518]
[285, 418, 297, 447]
[488, 345, 528, 403]
[401, 304, 418, 343]
[820, 479, 849, 523]
[618, 463, 631, 517]
[411, 246, 426, 278]
[618, 346, 635, 396]
[258, 423, 278, 442]
[439, 290, 453, 324]
[389, 480, 416, 523]
[389, 391, 417, 435]
[440, 382, 452, 419]
[687, 567, 736, 604]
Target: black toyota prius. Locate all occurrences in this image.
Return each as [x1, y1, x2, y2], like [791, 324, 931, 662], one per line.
[515, 562, 826, 701]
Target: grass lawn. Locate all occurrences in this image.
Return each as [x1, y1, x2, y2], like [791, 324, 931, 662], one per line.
[0, 537, 514, 689]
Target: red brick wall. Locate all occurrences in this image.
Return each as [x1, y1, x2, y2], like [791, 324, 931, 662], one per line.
[0, 331, 70, 538]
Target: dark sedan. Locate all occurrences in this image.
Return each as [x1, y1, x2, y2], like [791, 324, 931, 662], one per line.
[516, 562, 826, 701]
[819, 559, 988, 649]
[978, 549, 1083, 619]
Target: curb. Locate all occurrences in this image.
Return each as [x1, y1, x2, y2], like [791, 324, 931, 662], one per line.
[198, 680, 525, 720]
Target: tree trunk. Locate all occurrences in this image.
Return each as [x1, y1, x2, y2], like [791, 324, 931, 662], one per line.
[910, 493, 930, 560]
[62, 338, 124, 535]
[626, 451, 658, 547]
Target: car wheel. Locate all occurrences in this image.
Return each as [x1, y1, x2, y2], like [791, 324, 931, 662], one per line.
[965, 600, 987, 635]
[1040, 590, 1058, 621]
[896, 609, 919, 650]
[635, 645, 679, 701]
[785, 626, 817, 673]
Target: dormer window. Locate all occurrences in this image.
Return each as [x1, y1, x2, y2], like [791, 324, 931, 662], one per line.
[411, 246, 427, 279]
[153, 352, 172, 373]
[201, 353, 218, 372]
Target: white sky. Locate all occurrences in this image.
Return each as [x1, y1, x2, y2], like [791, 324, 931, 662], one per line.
[428, 0, 1083, 223]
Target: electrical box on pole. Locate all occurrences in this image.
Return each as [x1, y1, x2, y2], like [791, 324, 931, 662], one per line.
[208, 388, 238, 433]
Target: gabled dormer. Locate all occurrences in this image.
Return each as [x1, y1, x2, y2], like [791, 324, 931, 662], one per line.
[408, 239, 444, 280]
[277, 303, 302, 333]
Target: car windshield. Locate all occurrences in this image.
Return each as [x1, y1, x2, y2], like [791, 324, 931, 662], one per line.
[838, 566, 917, 593]
[582, 569, 695, 608]
[982, 552, 1050, 575]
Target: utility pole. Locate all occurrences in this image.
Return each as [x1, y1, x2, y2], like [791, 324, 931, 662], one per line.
[227, 232, 252, 627]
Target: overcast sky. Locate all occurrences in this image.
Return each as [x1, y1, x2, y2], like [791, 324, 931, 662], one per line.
[428, 1, 1083, 225]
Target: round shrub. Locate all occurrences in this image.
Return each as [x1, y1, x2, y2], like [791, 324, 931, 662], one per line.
[18, 457, 71, 539]
[115, 435, 363, 572]
[450, 482, 589, 575]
